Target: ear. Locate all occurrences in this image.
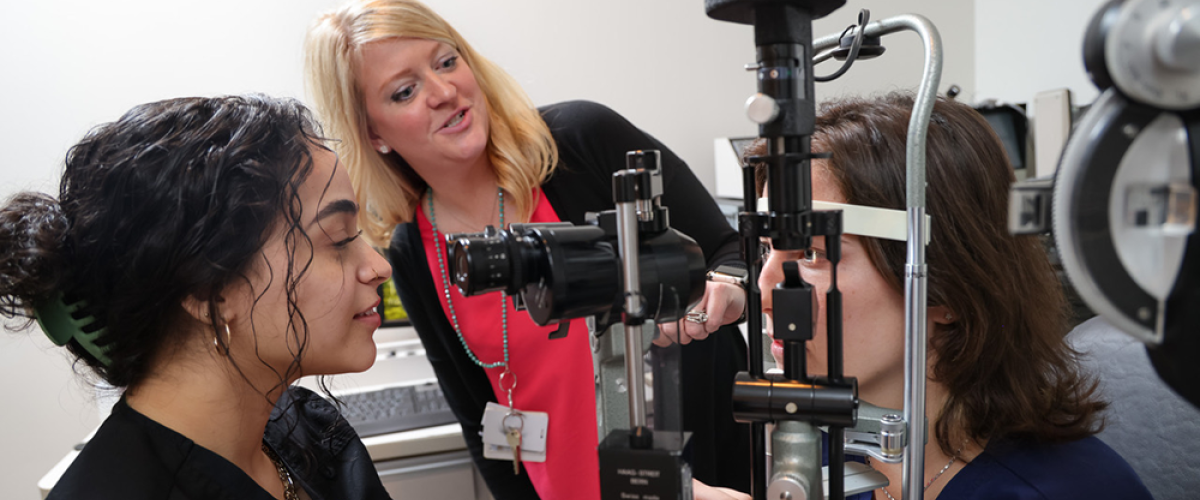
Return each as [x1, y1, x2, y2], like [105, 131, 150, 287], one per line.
[930, 305, 954, 325]
[181, 292, 236, 325]
[366, 126, 388, 153]
[180, 294, 215, 324]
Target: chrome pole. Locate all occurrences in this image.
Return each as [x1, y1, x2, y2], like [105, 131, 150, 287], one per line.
[816, 15, 942, 500]
[615, 200, 647, 428]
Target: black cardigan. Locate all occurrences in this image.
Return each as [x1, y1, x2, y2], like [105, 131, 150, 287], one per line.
[48, 387, 391, 500]
[389, 101, 750, 499]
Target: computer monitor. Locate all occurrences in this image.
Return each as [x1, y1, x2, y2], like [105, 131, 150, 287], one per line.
[378, 278, 411, 327]
[713, 136, 761, 200]
[975, 102, 1029, 173]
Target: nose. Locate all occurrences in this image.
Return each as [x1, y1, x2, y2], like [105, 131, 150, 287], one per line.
[360, 247, 393, 286]
[758, 253, 783, 316]
[424, 72, 456, 108]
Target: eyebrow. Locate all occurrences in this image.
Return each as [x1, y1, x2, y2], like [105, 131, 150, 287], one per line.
[373, 41, 449, 96]
[310, 199, 359, 227]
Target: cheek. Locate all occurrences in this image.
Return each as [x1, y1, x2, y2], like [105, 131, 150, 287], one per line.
[378, 111, 412, 136]
[298, 264, 353, 314]
[457, 64, 482, 93]
[369, 104, 422, 138]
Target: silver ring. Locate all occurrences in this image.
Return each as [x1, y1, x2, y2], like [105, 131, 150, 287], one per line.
[686, 311, 709, 324]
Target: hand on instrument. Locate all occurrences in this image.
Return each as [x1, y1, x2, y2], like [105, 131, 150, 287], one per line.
[654, 280, 745, 347]
[692, 479, 751, 500]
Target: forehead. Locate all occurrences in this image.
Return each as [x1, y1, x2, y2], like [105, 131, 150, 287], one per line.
[297, 147, 351, 214]
[810, 160, 846, 204]
[763, 160, 846, 204]
[358, 38, 446, 72]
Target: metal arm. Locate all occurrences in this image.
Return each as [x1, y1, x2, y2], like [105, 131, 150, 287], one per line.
[816, 15, 943, 500]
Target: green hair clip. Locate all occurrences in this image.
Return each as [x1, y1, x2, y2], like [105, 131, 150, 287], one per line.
[34, 292, 113, 367]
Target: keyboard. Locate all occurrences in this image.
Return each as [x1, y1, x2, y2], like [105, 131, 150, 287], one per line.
[337, 381, 458, 437]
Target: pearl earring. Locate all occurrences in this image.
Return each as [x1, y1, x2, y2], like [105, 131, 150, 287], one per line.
[378, 145, 390, 154]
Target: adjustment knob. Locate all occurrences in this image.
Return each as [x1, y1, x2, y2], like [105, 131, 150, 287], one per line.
[1155, 8, 1200, 72]
[766, 476, 806, 500]
[746, 93, 780, 124]
[1106, 0, 1200, 110]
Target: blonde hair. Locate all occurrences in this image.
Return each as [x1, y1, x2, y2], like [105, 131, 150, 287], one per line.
[305, 0, 558, 246]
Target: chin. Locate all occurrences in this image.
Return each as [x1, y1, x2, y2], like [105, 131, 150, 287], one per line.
[315, 342, 377, 376]
[346, 342, 378, 374]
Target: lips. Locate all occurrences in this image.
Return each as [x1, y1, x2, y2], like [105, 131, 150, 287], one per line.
[354, 299, 382, 319]
[443, 109, 465, 128]
[767, 330, 783, 348]
[440, 107, 470, 132]
[765, 322, 784, 364]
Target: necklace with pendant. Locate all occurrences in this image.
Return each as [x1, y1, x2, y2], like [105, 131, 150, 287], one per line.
[427, 187, 517, 405]
[875, 446, 962, 500]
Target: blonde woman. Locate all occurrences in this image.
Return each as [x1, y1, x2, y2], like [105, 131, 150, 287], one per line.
[305, 1, 751, 498]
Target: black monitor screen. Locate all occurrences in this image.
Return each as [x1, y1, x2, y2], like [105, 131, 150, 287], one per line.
[976, 104, 1027, 172]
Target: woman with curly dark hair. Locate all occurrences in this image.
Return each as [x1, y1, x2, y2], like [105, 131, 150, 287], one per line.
[1, 95, 393, 499]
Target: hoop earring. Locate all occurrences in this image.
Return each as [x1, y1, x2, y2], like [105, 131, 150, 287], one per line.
[213, 323, 232, 355]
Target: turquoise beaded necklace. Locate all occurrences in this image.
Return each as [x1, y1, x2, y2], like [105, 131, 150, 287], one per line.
[427, 187, 509, 370]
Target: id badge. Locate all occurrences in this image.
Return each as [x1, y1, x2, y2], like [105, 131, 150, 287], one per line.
[481, 402, 548, 463]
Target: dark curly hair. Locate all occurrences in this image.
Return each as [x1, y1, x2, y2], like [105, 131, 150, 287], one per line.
[1, 94, 326, 391]
[750, 92, 1106, 456]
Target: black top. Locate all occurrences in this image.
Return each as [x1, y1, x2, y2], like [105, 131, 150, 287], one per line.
[940, 436, 1153, 499]
[832, 435, 1151, 500]
[48, 387, 391, 500]
[390, 100, 751, 499]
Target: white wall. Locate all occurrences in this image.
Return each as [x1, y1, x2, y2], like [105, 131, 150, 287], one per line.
[812, 1, 975, 102]
[974, 0, 1109, 110]
[0, 1, 975, 497]
[443, 0, 976, 190]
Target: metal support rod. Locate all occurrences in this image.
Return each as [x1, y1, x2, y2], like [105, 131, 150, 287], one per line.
[817, 14, 943, 500]
[742, 159, 768, 499]
[616, 201, 647, 429]
[827, 244, 845, 500]
[902, 210, 929, 500]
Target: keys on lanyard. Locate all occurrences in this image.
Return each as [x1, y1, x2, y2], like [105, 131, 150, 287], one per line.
[499, 368, 523, 475]
[504, 411, 525, 474]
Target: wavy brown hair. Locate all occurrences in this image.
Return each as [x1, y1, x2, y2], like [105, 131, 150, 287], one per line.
[751, 92, 1106, 456]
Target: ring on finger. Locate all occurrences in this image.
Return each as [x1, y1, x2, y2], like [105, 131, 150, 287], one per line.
[686, 310, 709, 324]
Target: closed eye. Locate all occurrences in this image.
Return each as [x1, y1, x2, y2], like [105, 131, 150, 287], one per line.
[334, 229, 363, 248]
